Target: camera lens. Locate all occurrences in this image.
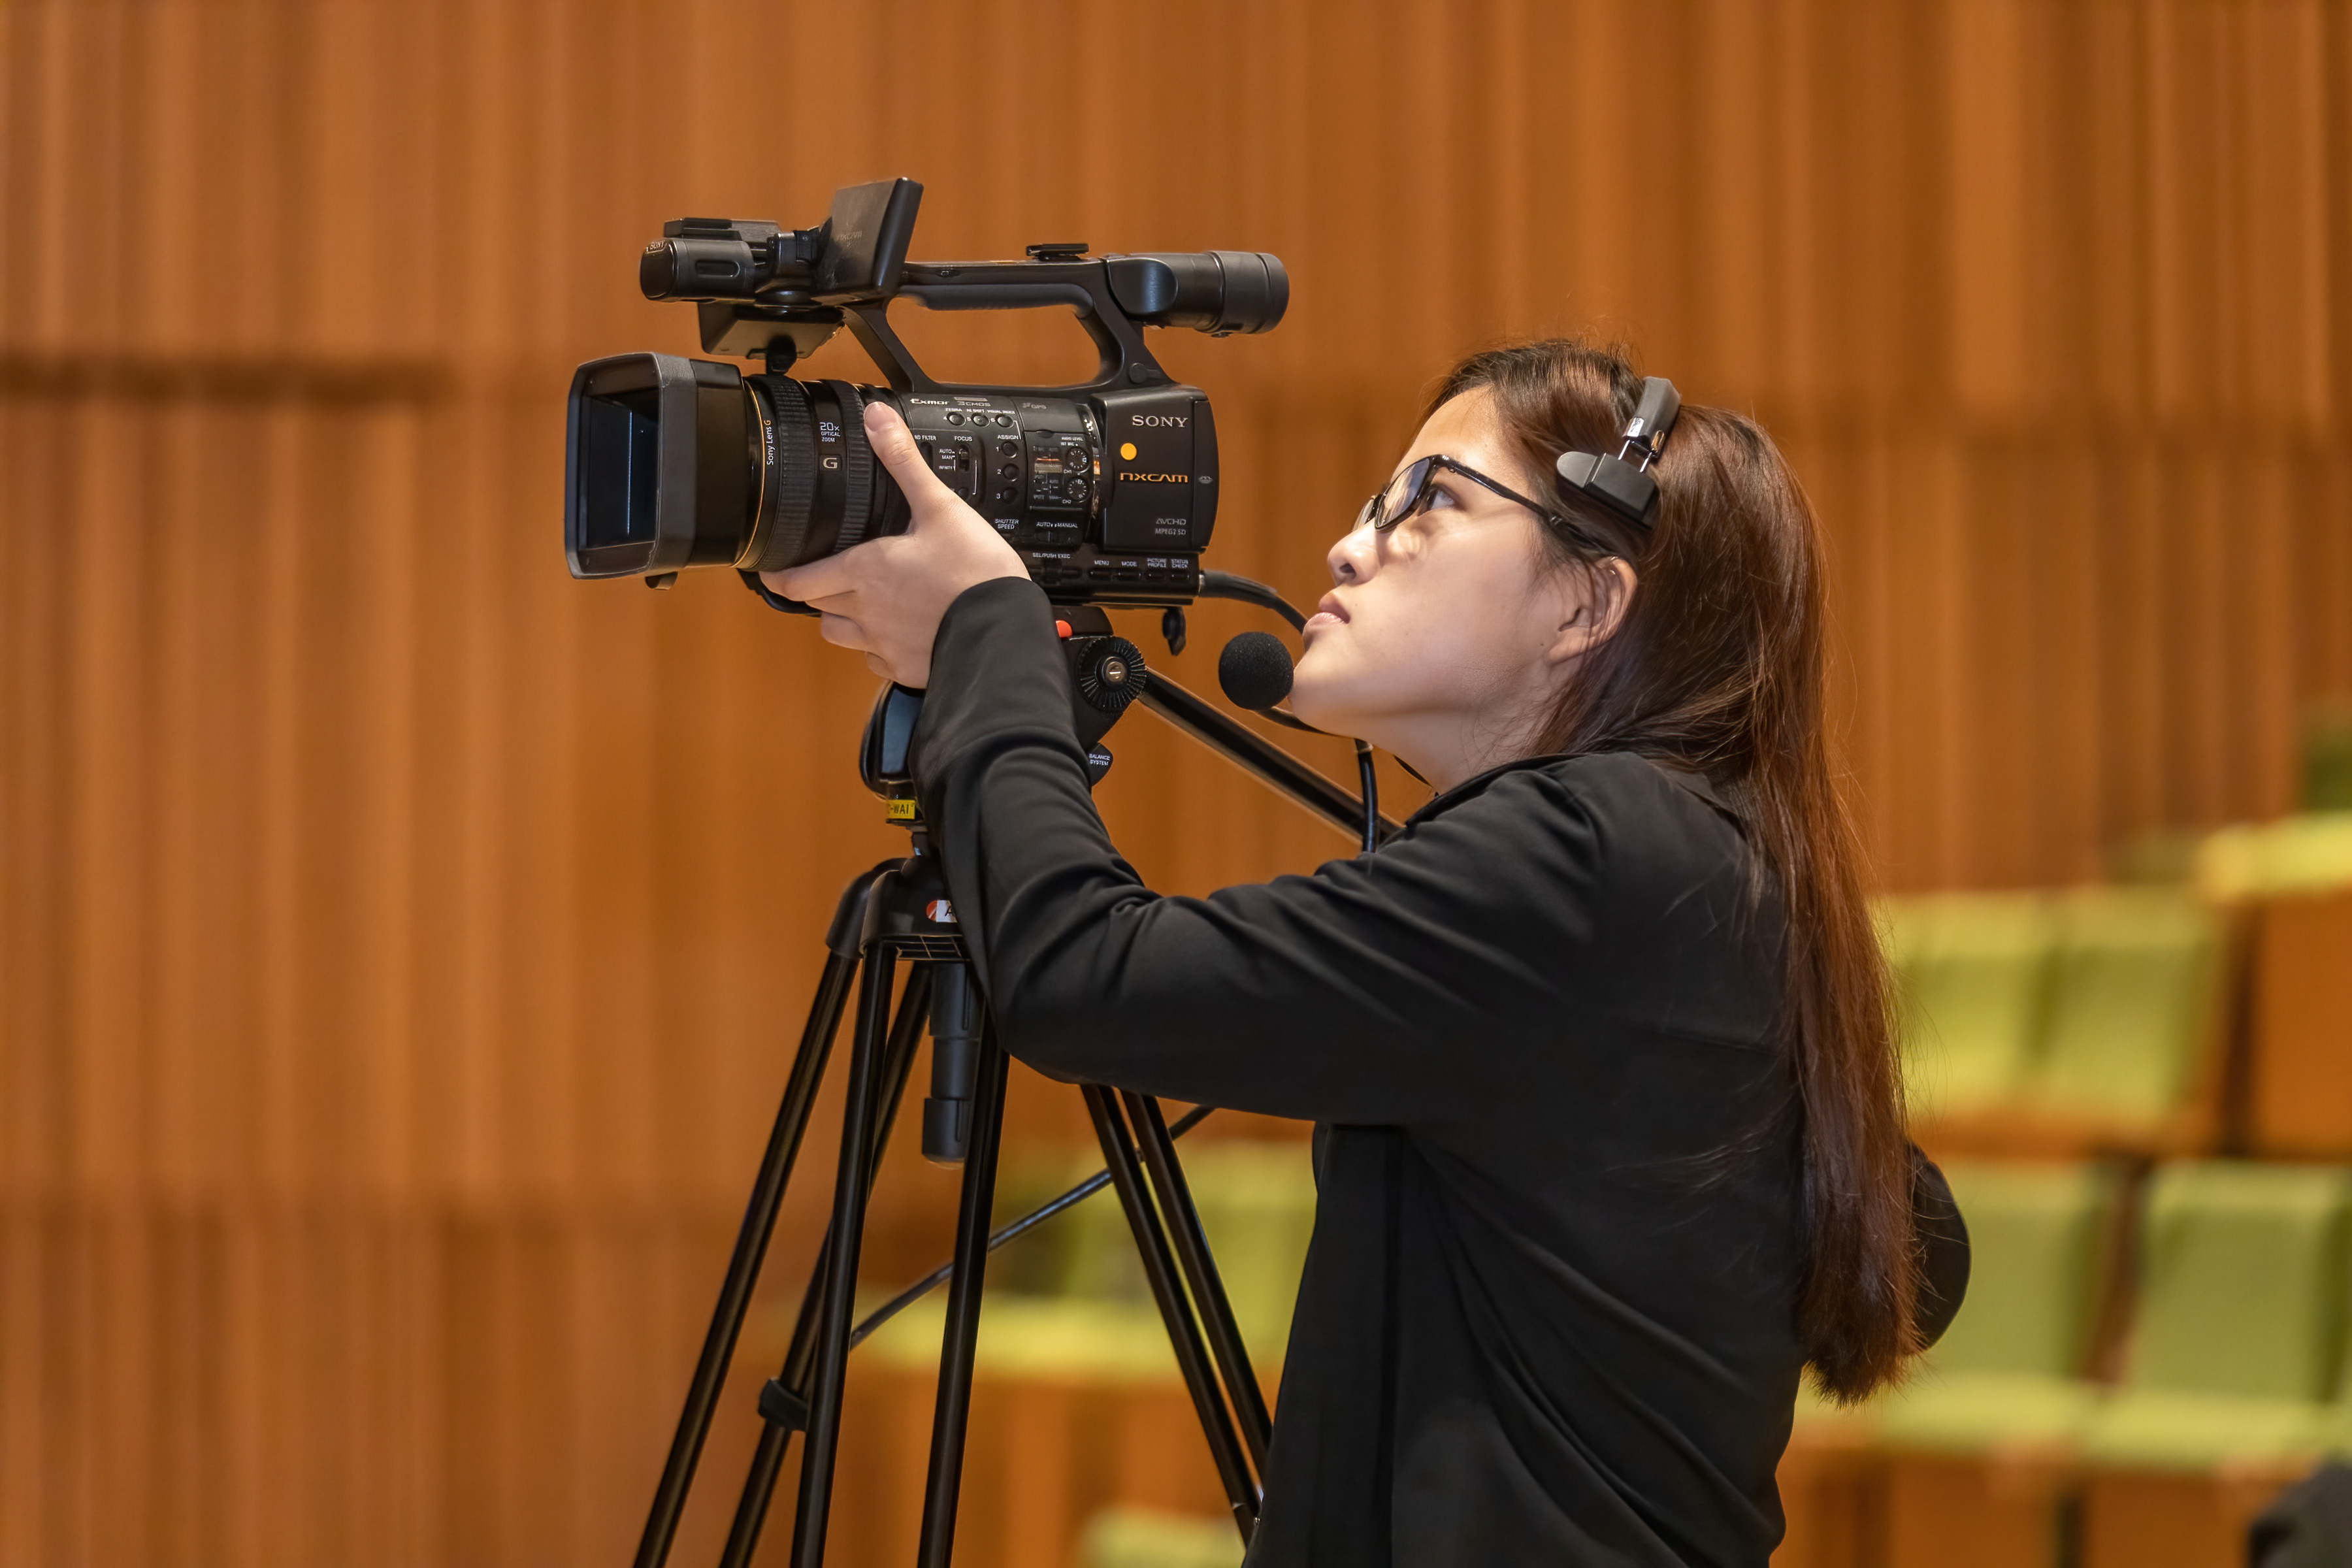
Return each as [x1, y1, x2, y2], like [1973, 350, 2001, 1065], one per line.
[565, 353, 756, 580]
[566, 353, 919, 581]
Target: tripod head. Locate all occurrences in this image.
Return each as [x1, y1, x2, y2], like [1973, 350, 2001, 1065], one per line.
[858, 603, 1149, 830]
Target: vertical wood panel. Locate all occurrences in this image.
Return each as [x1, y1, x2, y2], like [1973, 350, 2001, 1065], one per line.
[4, 2, 2352, 1562]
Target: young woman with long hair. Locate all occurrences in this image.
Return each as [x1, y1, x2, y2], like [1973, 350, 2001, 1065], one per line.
[768, 338, 1965, 1566]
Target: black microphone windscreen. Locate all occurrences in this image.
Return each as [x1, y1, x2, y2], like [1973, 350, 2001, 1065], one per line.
[1218, 631, 1296, 711]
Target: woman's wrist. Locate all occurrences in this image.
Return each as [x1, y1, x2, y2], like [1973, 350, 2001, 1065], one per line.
[926, 577, 1062, 700]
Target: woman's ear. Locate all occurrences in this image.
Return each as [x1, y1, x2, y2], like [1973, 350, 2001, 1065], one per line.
[1544, 559, 1638, 667]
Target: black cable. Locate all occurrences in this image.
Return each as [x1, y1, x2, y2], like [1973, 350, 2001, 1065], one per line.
[1198, 570, 1307, 632]
[847, 1103, 1218, 1349]
[1355, 740, 1379, 853]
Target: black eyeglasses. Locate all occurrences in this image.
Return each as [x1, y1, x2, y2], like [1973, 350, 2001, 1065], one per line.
[1354, 453, 1610, 551]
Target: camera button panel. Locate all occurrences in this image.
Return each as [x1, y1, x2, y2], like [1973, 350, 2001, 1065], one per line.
[1018, 547, 1196, 604]
[910, 429, 984, 501]
[887, 391, 1204, 604]
[1024, 432, 1094, 513]
[906, 394, 1022, 506]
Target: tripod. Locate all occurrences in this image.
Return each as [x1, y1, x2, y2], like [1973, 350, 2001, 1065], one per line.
[630, 646, 1400, 1568]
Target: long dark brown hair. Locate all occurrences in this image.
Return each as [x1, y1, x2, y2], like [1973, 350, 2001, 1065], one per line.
[1428, 340, 1917, 1400]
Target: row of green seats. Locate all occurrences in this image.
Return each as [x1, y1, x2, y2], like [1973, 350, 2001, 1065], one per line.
[1881, 889, 2222, 1128]
[1074, 1151, 2352, 1563]
[2197, 812, 2352, 902]
[858, 1137, 1319, 1378]
[856, 1141, 1316, 1568]
[1082, 1507, 1242, 1568]
[990, 1137, 1320, 1362]
[1861, 1158, 2352, 1473]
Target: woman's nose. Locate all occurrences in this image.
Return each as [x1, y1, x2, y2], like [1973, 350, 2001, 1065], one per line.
[1328, 524, 1379, 585]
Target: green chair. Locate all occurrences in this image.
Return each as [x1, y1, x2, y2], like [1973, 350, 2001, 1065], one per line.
[1183, 1140, 1318, 1357]
[1082, 1506, 1242, 1568]
[2076, 1162, 2352, 1470]
[1882, 894, 2055, 1122]
[1875, 1159, 2119, 1452]
[1052, 1148, 1154, 1306]
[2025, 888, 2221, 1130]
[1025, 1137, 1318, 1364]
[2198, 813, 2352, 902]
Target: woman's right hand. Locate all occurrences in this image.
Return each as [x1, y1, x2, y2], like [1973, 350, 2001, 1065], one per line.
[762, 400, 1028, 688]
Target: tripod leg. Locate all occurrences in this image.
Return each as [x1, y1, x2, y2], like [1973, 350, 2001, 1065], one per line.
[715, 966, 935, 1568]
[788, 949, 898, 1568]
[915, 1015, 1011, 1568]
[1122, 1090, 1275, 1470]
[632, 943, 864, 1568]
[1083, 1085, 1262, 1542]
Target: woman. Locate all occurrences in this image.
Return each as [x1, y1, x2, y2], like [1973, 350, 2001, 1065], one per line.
[769, 340, 1961, 1566]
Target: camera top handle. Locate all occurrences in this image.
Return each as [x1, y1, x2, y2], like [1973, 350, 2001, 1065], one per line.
[649, 178, 1288, 399]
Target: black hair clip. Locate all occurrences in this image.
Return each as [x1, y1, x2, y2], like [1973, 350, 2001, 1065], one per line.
[1554, 376, 1681, 531]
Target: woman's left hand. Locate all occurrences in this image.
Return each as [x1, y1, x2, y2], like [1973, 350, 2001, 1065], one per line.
[762, 400, 1029, 688]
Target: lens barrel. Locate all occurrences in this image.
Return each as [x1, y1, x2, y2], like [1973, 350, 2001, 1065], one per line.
[745, 375, 908, 572]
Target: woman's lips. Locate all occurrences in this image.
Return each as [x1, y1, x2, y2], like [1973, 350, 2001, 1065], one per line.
[1303, 595, 1350, 642]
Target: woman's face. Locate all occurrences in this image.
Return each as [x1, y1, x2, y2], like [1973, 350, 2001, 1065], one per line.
[1289, 387, 1627, 789]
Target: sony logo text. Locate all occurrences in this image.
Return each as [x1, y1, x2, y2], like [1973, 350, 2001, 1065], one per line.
[1128, 414, 1190, 429]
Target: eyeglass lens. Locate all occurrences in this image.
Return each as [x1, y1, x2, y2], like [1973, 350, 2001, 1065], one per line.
[1361, 456, 1437, 531]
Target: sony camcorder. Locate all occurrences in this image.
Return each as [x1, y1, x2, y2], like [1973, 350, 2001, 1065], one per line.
[563, 177, 1286, 606]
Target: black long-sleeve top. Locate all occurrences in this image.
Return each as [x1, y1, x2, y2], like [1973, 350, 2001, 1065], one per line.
[909, 579, 1816, 1567]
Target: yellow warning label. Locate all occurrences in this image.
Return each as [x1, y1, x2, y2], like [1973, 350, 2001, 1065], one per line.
[885, 799, 919, 821]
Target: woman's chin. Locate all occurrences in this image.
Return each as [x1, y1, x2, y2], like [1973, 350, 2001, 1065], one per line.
[1287, 664, 1357, 736]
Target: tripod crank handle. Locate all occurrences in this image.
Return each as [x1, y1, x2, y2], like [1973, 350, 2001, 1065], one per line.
[849, 1103, 1218, 1348]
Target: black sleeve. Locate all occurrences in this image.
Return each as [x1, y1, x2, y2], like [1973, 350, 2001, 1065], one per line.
[907, 578, 1612, 1126]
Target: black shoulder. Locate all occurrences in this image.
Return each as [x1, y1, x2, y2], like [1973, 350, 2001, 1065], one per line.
[1401, 753, 1757, 917]
[1528, 753, 1751, 861]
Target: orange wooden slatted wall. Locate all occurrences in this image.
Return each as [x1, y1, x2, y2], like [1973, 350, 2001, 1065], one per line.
[3, 3, 2351, 1564]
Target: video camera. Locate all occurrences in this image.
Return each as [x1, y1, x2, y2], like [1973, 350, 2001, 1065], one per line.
[563, 177, 1287, 605]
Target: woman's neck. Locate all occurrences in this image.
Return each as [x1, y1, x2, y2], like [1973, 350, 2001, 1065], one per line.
[1392, 704, 1552, 794]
